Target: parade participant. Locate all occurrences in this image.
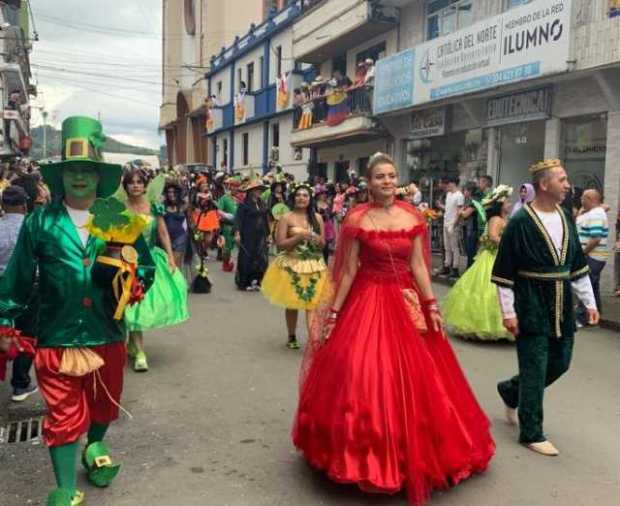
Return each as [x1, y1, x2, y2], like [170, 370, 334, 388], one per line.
[443, 185, 514, 341]
[293, 153, 495, 505]
[163, 180, 190, 272]
[0, 185, 39, 401]
[191, 182, 220, 260]
[123, 168, 189, 372]
[459, 182, 486, 268]
[511, 182, 536, 218]
[0, 116, 155, 506]
[235, 179, 270, 291]
[217, 177, 239, 273]
[493, 159, 599, 457]
[315, 187, 335, 263]
[261, 183, 331, 349]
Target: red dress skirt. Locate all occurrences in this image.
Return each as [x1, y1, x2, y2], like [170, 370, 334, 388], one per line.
[293, 226, 495, 505]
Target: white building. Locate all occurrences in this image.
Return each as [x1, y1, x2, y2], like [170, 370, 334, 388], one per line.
[0, 1, 33, 160]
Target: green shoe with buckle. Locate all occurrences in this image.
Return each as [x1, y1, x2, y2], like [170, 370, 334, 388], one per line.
[47, 488, 85, 506]
[82, 441, 121, 488]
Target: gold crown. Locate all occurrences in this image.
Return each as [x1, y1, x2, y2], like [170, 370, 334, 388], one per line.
[529, 159, 562, 174]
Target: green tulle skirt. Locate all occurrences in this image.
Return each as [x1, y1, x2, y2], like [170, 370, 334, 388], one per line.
[442, 248, 513, 341]
[125, 247, 189, 331]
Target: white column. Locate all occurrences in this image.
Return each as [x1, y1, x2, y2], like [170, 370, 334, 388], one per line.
[602, 111, 620, 294]
[486, 127, 498, 181]
[544, 118, 562, 159]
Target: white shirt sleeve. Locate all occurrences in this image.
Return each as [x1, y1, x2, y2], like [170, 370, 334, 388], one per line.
[572, 275, 597, 310]
[497, 286, 517, 320]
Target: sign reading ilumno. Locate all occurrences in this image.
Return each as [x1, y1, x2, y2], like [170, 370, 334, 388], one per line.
[374, 0, 572, 115]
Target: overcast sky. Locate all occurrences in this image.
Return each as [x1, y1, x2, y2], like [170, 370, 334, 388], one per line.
[29, 0, 164, 149]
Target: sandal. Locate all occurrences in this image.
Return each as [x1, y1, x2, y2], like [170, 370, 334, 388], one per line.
[286, 336, 300, 350]
[82, 441, 121, 488]
[47, 488, 85, 506]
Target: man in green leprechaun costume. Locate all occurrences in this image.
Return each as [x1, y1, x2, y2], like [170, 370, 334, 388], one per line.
[0, 116, 155, 505]
[492, 159, 599, 457]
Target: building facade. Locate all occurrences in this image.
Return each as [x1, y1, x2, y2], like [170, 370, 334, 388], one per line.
[0, 0, 33, 160]
[159, 0, 265, 166]
[205, 1, 310, 179]
[371, 0, 620, 292]
[289, 0, 401, 181]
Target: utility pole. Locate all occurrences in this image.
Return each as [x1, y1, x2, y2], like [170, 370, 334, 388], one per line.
[41, 109, 49, 159]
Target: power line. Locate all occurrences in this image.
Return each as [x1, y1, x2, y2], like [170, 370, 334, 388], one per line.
[34, 70, 162, 95]
[31, 63, 182, 89]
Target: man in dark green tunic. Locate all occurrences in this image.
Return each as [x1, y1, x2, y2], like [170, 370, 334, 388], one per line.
[492, 159, 599, 457]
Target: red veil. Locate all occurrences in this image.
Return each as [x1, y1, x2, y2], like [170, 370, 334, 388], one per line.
[301, 200, 432, 391]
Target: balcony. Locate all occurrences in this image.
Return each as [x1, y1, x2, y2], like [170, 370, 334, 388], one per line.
[234, 93, 256, 126]
[293, 0, 398, 64]
[291, 86, 382, 147]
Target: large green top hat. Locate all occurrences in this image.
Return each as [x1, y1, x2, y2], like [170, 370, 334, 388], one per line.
[40, 116, 122, 198]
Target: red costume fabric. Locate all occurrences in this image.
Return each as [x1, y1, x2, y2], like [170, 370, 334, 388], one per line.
[0, 334, 36, 381]
[294, 201, 495, 505]
[35, 342, 126, 447]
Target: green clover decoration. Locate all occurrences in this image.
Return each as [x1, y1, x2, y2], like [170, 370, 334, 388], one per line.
[89, 197, 130, 231]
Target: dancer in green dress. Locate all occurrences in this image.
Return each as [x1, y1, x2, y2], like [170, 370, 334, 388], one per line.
[217, 178, 238, 272]
[123, 168, 189, 372]
[443, 185, 514, 341]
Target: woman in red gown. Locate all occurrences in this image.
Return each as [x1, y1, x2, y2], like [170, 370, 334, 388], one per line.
[293, 153, 495, 505]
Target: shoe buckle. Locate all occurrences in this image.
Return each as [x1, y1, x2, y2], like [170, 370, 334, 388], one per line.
[94, 455, 112, 468]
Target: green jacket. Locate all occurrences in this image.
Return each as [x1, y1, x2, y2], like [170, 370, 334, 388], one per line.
[0, 201, 155, 348]
[492, 203, 589, 339]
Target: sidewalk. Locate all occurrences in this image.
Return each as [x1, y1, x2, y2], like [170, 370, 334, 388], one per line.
[431, 255, 620, 332]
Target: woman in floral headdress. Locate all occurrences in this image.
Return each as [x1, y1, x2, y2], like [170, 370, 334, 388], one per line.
[261, 182, 331, 349]
[443, 185, 514, 341]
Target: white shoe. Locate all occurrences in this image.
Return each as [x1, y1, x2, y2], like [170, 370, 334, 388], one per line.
[505, 406, 518, 426]
[526, 440, 560, 457]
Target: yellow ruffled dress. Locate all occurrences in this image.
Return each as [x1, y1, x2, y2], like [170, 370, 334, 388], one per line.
[261, 240, 332, 311]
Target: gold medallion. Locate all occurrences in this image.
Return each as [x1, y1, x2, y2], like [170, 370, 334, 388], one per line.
[121, 245, 138, 264]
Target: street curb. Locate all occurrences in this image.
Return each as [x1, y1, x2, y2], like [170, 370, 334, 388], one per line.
[432, 275, 620, 333]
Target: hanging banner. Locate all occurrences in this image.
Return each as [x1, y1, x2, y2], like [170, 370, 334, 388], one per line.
[410, 107, 447, 139]
[374, 0, 572, 115]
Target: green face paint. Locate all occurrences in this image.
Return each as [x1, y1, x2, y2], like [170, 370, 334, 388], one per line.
[62, 165, 99, 198]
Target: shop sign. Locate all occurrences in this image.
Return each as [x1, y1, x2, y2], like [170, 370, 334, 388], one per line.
[373, 0, 572, 114]
[410, 108, 447, 139]
[2, 110, 19, 120]
[373, 49, 415, 115]
[486, 87, 552, 126]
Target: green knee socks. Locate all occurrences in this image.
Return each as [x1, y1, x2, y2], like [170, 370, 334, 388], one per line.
[87, 423, 109, 445]
[49, 442, 79, 496]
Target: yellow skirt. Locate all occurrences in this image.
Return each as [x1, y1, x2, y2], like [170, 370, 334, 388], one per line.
[261, 255, 332, 311]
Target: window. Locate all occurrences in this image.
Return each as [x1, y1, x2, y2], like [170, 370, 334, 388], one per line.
[184, 0, 196, 35]
[216, 81, 223, 99]
[238, 68, 243, 92]
[332, 54, 347, 77]
[276, 46, 282, 77]
[247, 62, 255, 92]
[356, 42, 387, 65]
[426, 0, 473, 40]
[242, 133, 249, 166]
[259, 56, 264, 88]
[272, 122, 280, 148]
[222, 138, 228, 167]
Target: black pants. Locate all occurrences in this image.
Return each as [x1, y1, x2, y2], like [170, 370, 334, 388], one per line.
[11, 354, 33, 390]
[577, 257, 606, 323]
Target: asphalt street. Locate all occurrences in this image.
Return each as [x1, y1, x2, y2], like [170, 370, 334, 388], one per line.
[1, 265, 620, 506]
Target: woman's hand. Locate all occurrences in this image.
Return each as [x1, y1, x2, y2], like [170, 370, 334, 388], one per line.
[235, 232, 241, 246]
[167, 254, 177, 272]
[428, 311, 443, 334]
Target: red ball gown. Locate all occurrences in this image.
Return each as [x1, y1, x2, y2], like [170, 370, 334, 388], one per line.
[293, 202, 495, 505]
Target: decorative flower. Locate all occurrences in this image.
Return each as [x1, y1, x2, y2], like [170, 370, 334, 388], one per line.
[482, 185, 513, 208]
[86, 197, 148, 244]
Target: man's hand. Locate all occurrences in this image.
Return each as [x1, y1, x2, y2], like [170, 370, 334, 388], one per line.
[503, 318, 519, 337]
[587, 308, 600, 326]
[234, 232, 241, 246]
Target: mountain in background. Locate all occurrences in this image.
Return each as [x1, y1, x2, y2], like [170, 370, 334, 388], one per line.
[30, 126, 159, 160]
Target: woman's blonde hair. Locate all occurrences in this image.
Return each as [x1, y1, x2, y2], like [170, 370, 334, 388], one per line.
[366, 152, 396, 179]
